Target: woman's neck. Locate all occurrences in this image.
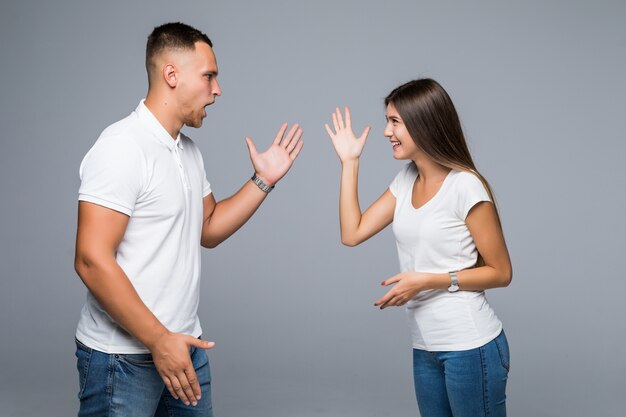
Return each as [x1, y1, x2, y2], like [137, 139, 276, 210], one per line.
[413, 157, 450, 183]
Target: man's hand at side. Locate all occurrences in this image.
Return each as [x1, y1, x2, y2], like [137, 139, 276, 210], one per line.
[149, 331, 215, 406]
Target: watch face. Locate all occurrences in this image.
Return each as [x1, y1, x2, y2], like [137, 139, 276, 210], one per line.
[448, 285, 459, 293]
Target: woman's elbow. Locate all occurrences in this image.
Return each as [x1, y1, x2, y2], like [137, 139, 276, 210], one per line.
[340, 234, 360, 247]
[201, 238, 220, 249]
[500, 266, 513, 287]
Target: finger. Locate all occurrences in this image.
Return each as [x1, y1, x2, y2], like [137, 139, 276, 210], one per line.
[345, 106, 352, 129]
[332, 112, 339, 132]
[387, 296, 405, 308]
[273, 123, 288, 145]
[395, 297, 409, 306]
[335, 107, 345, 129]
[162, 375, 178, 400]
[359, 126, 371, 142]
[245, 137, 258, 157]
[170, 375, 190, 405]
[381, 294, 404, 309]
[287, 128, 303, 153]
[188, 336, 215, 350]
[381, 275, 401, 286]
[374, 291, 393, 307]
[185, 367, 202, 405]
[281, 123, 300, 149]
[175, 371, 196, 406]
[324, 123, 335, 139]
[289, 140, 304, 161]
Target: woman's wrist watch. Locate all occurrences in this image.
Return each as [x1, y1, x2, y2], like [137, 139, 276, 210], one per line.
[251, 173, 274, 193]
[447, 271, 459, 292]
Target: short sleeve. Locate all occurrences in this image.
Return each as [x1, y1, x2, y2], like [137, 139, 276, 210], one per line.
[455, 172, 492, 220]
[389, 163, 415, 197]
[78, 135, 144, 216]
[202, 175, 212, 197]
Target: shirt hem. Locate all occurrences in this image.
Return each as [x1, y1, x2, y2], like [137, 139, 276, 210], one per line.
[78, 194, 133, 216]
[75, 328, 203, 354]
[411, 325, 503, 352]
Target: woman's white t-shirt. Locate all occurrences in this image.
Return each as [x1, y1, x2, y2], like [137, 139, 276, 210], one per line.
[389, 163, 502, 351]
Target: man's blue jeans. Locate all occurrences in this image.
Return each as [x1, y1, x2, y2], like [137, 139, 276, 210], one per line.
[75, 339, 214, 417]
[412, 330, 510, 417]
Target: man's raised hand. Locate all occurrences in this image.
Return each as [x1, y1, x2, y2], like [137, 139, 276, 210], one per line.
[245, 123, 304, 186]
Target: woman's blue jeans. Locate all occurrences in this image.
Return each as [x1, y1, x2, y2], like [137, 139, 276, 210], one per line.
[75, 339, 214, 417]
[412, 330, 510, 417]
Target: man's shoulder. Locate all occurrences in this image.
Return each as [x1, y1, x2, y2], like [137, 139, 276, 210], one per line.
[84, 112, 148, 166]
[98, 110, 142, 142]
[94, 110, 163, 156]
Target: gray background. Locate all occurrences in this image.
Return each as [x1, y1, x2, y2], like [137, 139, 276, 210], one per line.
[1, 0, 625, 416]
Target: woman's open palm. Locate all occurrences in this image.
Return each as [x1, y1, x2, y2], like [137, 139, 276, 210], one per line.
[325, 107, 370, 163]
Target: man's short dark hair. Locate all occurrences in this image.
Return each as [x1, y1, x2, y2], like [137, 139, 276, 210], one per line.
[146, 22, 213, 75]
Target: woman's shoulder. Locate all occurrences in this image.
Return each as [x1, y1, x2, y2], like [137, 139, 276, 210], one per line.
[449, 169, 486, 190]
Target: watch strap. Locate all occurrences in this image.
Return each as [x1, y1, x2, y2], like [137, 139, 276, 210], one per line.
[448, 271, 460, 292]
[251, 173, 274, 193]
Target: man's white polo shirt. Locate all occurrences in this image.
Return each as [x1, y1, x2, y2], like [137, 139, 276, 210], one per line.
[76, 100, 212, 354]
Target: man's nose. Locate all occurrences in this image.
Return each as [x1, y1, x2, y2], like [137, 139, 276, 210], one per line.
[213, 79, 222, 96]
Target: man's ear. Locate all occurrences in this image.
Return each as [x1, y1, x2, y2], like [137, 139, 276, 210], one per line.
[163, 63, 177, 88]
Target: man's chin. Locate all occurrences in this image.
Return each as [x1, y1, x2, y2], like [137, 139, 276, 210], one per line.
[184, 119, 204, 129]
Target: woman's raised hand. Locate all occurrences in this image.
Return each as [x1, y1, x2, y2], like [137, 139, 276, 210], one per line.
[325, 107, 371, 163]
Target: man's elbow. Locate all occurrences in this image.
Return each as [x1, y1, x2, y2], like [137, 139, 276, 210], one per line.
[74, 252, 96, 282]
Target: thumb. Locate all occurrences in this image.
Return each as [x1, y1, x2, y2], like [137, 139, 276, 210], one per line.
[188, 336, 215, 350]
[245, 136, 258, 157]
[359, 126, 371, 142]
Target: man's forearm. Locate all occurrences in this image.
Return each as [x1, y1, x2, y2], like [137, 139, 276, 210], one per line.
[75, 257, 168, 348]
[201, 179, 269, 248]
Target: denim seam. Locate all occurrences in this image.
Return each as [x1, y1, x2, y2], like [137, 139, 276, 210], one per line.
[78, 346, 92, 400]
[107, 354, 116, 417]
[480, 345, 490, 417]
[430, 351, 444, 367]
[494, 334, 510, 371]
[163, 394, 175, 416]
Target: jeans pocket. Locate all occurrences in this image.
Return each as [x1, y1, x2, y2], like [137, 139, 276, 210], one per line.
[117, 352, 155, 367]
[494, 331, 510, 371]
[75, 340, 92, 400]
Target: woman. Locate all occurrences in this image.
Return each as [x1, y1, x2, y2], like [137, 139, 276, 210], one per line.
[324, 78, 512, 417]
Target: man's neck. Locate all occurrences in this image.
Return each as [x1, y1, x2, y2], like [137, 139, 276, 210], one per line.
[144, 94, 182, 140]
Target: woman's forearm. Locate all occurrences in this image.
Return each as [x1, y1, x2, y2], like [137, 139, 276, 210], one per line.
[339, 159, 362, 246]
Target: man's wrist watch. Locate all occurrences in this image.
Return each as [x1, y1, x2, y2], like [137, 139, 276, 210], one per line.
[447, 271, 460, 293]
[251, 173, 274, 193]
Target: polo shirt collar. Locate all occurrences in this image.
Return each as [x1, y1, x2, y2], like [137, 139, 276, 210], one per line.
[136, 100, 183, 150]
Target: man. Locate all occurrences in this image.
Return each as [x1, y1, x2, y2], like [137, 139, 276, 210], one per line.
[74, 22, 303, 416]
